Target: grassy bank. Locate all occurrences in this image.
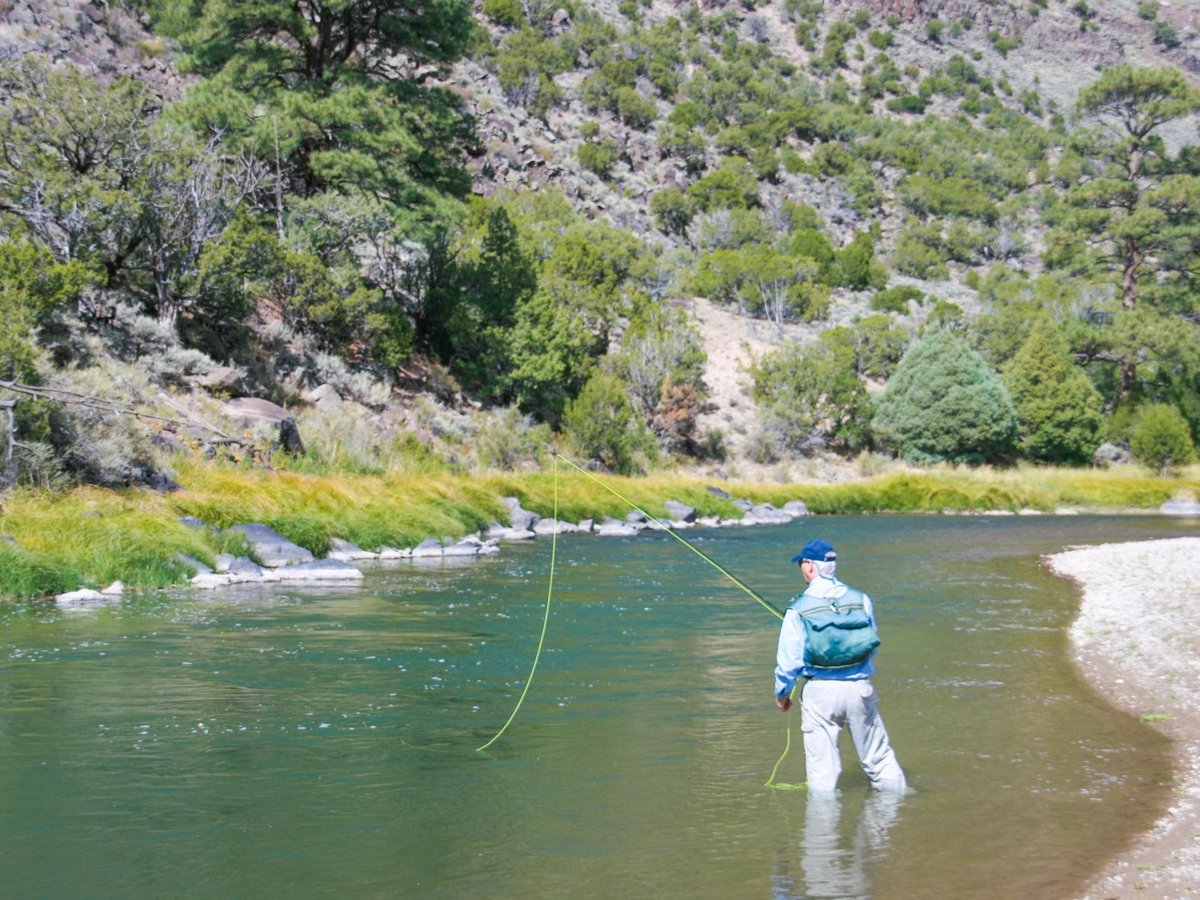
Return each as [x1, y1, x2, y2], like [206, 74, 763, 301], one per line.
[1, 458, 1196, 600]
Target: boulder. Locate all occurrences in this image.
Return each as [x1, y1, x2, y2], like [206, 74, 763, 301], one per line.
[498, 528, 537, 541]
[533, 518, 578, 535]
[327, 538, 378, 561]
[214, 553, 236, 573]
[196, 366, 242, 393]
[226, 523, 315, 568]
[731, 498, 754, 512]
[378, 546, 412, 559]
[224, 397, 304, 455]
[783, 500, 810, 518]
[1161, 498, 1200, 516]
[744, 503, 793, 525]
[577, 518, 594, 533]
[707, 485, 732, 499]
[55, 588, 111, 609]
[410, 537, 444, 558]
[1093, 442, 1132, 468]
[596, 517, 639, 537]
[190, 573, 233, 590]
[176, 553, 213, 575]
[663, 500, 696, 523]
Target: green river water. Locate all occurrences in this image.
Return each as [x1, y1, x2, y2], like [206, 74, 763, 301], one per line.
[1, 514, 1196, 898]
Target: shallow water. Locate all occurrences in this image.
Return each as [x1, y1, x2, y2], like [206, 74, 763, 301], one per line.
[0, 514, 1195, 898]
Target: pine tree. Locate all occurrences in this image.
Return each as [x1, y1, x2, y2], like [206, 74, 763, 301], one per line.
[872, 328, 1017, 465]
[1003, 324, 1104, 465]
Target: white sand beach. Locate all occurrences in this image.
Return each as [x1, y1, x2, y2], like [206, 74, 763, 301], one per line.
[1047, 537, 1200, 899]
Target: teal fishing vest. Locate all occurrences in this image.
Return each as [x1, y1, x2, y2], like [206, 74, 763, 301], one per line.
[790, 586, 880, 670]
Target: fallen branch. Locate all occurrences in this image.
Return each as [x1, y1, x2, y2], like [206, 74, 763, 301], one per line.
[0, 379, 233, 440]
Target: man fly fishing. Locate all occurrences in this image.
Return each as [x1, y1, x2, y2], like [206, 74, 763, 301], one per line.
[773, 539, 906, 793]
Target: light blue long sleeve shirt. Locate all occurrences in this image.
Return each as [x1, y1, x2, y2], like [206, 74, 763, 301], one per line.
[774, 574, 877, 699]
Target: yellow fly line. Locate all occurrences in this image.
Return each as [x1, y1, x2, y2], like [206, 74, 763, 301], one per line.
[475, 453, 803, 789]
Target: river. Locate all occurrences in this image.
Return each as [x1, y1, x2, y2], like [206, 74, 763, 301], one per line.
[0, 514, 1194, 897]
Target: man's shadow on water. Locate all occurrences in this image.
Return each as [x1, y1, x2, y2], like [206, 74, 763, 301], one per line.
[771, 790, 904, 900]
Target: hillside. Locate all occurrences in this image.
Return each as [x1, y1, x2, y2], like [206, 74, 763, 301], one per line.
[1, 0, 1199, 487]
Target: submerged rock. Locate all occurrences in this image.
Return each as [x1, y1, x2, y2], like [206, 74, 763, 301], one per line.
[273, 559, 364, 582]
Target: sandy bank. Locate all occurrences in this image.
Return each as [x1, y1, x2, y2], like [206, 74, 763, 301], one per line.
[1047, 537, 1200, 899]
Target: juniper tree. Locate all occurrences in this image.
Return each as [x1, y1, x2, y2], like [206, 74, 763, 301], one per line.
[1002, 323, 1104, 465]
[872, 327, 1017, 465]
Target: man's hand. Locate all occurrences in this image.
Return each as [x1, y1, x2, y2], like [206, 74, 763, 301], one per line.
[776, 695, 792, 712]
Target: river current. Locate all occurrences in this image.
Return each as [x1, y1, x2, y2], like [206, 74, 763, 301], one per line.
[1, 514, 1195, 897]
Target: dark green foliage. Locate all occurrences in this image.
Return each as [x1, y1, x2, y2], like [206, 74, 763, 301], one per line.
[750, 334, 872, 456]
[649, 188, 696, 236]
[0, 243, 95, 381]
[870, 284, 924, 314]
[1130, 404, 1194, 474]
[1002, 325, 1104, 465]
[872, 328, 1018, 465]
[162, 0, 474, 220]
[577, 139, 619, 178]
[688, 158, 760, 211]
[563, 369, 653, 474]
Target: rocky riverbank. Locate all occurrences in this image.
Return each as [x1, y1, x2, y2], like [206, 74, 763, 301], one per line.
[1047, 537, 1200, 899]
[53, 491, 810, 608]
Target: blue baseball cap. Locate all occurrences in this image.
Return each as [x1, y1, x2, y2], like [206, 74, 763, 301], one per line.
[791, 539, 837, 564]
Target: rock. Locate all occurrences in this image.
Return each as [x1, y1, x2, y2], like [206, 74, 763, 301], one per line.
[178, 516, 208, 529]
[190, 572, 233, 590]
[483, 522, 510, 539]
[214, 553, 236, 573]
[227, 556, 265, 577]
[100, 581, 124, 596]
[533, 518, 578, 535]
[443, 536, 484, 556]
[731, 498, 754, 512]
[596, 517, 639, 536]
[327, 538, 378, 561]
[497, 528, 536, 541]
[410, 537, 444, 558]
[1161, 498, 1200, 516]
[577, 519, 594, 533]
[625, 510, 649, 526]
[196, 366, 242, 393]
[744, 503, 793, 525]
[273, 559, 365, 582]
[783, 500, 810, 518]
[707, 486, 732, 499]
[697, 515, 721, 528]
[176, 553, 213, 575]
[378, 546, 412, 559]
[55, 588, 111, 609]
[303, 384, 343, 410]
[663, 500, 696, 523]
[224, 397, 305, 455]
[1093, 442, 1132, 467]
[226, 523, 315, 568]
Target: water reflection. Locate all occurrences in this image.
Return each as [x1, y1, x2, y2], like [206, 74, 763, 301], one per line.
[773, 791, 904, 899]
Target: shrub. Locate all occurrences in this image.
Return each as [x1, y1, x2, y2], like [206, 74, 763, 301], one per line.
[1002, 325, 1104, 465]
[482, 0, 524, 27]
[578, 139, 619, 178]
[563, 370, 653, 475]
[871, 284, 924, 314]
[650, 188, 695, 236]
[872, 328, 1018, 464]
[1130, 404, 1194, 475]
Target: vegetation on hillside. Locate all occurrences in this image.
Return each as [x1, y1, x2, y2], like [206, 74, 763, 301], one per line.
[1, 0, 1199, 493]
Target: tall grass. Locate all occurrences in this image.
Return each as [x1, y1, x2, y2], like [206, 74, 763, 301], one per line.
[1, 458, 1196, 600]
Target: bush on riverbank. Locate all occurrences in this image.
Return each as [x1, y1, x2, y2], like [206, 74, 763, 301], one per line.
[0, 460, 1196, 600]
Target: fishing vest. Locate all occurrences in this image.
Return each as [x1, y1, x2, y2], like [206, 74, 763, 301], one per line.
[789, 586, 880, 671]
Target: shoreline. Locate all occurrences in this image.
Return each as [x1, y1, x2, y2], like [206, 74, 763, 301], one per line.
[1046, 536, 1200, 899]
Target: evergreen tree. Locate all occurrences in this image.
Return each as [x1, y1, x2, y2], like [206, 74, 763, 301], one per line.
[1002, 324, 1104, 465]
[1130, 403, 1194, 475]
[872, 328, 1018, 465]
[1048, 66, 1200, 404]
[161, 0, 475, 227]
[563, 370, 652, 475]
